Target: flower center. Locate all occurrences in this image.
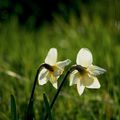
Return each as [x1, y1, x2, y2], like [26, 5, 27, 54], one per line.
[76, 65, 88, 76]
[77, 67, 89, 81]
[49, 66, 58, 75]
[49, 65, 63, 78]
[49, 66, 58, 73]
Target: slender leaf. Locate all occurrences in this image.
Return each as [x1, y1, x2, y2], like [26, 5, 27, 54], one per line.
[43, 93, 53, 120]
[26, 100, 34, 120]
[11, 95, 18, 120]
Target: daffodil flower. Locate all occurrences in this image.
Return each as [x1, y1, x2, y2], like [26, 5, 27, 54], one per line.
[69, 48, 106, 95]
[38, 48, 71, 89]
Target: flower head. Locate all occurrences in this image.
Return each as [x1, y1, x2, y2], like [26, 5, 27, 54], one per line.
[69, 48, 106, 95]
[38, 48, 71, 89]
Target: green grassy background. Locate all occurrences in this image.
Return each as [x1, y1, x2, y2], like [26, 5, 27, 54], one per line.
[0, 14, 120, 120]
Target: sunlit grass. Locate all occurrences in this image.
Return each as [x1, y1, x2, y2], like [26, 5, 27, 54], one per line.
[0, 15, 120, 120]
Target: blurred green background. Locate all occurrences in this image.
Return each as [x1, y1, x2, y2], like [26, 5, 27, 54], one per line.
[0, 0, 120, 120]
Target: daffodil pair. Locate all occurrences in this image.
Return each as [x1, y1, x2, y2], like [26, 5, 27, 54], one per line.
[38, 48, 106, 95]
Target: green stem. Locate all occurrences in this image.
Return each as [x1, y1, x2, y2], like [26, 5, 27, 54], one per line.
[26, 63, 53, 120]
[44, 65, 83, 120]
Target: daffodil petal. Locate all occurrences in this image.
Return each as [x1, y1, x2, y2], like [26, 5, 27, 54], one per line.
[38, 78, 47, 85]
[57, 59, 71, 69]
[52, 81, 58, 89]
[53, 59, 71, 78]
[86, 77, 100, 88]
[77, 81, 85, 95]
[38, 68, 48, 80]
[53, 68, 62, 77]
[38, 68, 48, 85]
[76, 48, 93, 67]
[81, 75, 94, 86]
[49, 74, 58, 89]
[45, 48, 57, 65]
[69, 70, 79, 86]
[88, 65, 106, 76]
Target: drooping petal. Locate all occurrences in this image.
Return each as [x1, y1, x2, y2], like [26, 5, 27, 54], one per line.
[57, 59, 71, 69]
[81, 74, 94, 86]
[88, 65, 106, 76]
[69, 70, 79, 86]
[53, 67, 63, 78]
[49, 74, 58, 89]
[53, 59, 71, 78]
[86, 77, 100, 89]
[38, 78, 47, 85]
[76, 48, 93, 67]
[45, 48, 57, 65]
[77, 80, 85, 95]
[52, 81, 58, 89]
[38, 68, 48, 85]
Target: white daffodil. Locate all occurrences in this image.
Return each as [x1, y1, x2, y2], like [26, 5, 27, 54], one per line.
[38, 48, 71, 89]
[69, 48, 106, 95]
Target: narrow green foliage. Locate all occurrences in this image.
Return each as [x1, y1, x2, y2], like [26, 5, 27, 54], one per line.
[0, 14, 120, 119]
[10, 95, 18, 120]
[43, 93, 53, 120]
[26, 100, 34, 120]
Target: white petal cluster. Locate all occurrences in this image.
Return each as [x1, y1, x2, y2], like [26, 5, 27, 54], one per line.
[38, 48, 71, 89]
[69, 48, 106, 95]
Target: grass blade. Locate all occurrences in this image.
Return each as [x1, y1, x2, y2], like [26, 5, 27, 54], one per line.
[43, 93, 53, 120]
[26, 100, 34, 120]
[11, 95, 18, 120]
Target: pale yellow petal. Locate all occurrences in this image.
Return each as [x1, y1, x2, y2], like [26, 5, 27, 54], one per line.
[86, 77, 100, 89]
[38, 78, 47, 85]
[81, 75, 94, 86]
[49, 74, 58, 89]
[38, 68, 47, 80]
[45, 48, 57, 65]
[77, 80, 85, 95]
[53, 59, 71, 78]
[52, 81, 58, 89]
[38, 68, 48, 85]
[88, 65, 106, 76]
[57, 59, 71, 69]
[69, 70, 79, 86]
[51, 67, 62, 78]
[76, 48, 93, 67]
